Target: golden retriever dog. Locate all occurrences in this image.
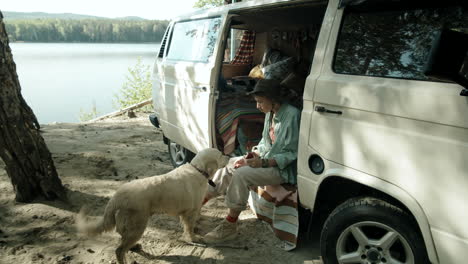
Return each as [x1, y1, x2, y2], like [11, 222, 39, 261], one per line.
[76, 148, 229, 264]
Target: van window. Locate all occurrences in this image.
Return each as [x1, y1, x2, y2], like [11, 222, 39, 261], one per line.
[166, 17, 222, 62]
[334, 5, 468, 81]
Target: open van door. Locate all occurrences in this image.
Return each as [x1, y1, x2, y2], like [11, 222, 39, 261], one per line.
[153, 15, 226, 163]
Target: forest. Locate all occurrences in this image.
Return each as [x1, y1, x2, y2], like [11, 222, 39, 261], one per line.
[4, 18, 169, 43]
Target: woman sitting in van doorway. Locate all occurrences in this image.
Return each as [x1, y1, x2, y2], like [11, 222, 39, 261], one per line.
[203, 79, 300, 243]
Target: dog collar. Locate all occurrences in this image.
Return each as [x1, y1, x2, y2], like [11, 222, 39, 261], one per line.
[190, 163, 216, 187]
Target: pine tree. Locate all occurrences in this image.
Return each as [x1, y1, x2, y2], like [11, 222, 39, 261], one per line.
[0, 11, 66, 202]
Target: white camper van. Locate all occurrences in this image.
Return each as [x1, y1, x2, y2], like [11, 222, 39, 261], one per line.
[151, 0, 468, 263]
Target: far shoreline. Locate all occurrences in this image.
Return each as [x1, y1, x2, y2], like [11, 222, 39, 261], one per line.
[10, 41, 160, 44]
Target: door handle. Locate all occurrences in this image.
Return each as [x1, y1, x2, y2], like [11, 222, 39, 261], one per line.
[315, 106, 342, 115]
[194, 86, 207, 92]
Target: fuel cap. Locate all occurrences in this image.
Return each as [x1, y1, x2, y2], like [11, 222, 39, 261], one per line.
[308, 154, 324, 175]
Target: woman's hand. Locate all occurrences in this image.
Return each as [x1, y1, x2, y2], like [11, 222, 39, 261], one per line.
[234, 152, 260, 169]
[234, 157, 247, 168]
[245, 152, 259, 159]
[246, 156, 262, 168]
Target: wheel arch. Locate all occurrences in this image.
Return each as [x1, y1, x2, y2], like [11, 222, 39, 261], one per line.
[166, 138, 195, 167]
[314, 174, 439, 264]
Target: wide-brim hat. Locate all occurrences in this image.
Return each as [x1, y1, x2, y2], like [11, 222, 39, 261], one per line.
[246, 79, 282, 100]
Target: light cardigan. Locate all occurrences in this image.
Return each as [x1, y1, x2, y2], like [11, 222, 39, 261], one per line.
[253, 103, 300, 184]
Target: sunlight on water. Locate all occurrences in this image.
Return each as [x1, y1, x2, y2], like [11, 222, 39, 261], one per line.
[10, 43, 159, 124]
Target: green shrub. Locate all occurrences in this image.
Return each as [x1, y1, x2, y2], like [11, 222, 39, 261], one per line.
[78, 101, 100, 122]
[113, 57, 152, 112]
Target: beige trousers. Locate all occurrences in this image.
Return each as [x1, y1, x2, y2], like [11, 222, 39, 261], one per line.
[208, 157, 284, 211]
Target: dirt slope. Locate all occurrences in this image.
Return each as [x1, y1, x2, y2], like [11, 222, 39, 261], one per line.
[0, 114, 322, 264]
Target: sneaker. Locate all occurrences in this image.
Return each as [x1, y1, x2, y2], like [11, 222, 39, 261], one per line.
[203, 219, 238, 243]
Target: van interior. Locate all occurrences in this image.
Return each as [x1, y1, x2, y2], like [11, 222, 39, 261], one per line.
[215, 1, 327, 155]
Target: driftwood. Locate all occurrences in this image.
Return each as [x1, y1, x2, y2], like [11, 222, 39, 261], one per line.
[88, 98, 152, 123]
[0, 11, 66, 202]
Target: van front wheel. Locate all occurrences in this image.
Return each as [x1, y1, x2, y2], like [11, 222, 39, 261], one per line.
[167, 140, 194, 168]
[320, 197, 430, 264]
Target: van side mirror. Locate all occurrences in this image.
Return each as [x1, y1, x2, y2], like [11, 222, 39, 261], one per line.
[424, 28, 468, 96]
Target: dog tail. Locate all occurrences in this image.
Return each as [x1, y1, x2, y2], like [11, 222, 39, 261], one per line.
[76, 201, 117, 237]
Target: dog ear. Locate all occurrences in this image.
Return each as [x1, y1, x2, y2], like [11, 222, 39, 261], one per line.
[206, 167, 215, 178]
[190, 149, 207, 169]
[205, 160, 218, 177]
[192, 148, 227, 175]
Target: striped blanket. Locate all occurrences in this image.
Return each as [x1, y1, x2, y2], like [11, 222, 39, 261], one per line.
[248, 184, 299, 251]
[216, 93, 264, 155]
[231, 30, 256, 65]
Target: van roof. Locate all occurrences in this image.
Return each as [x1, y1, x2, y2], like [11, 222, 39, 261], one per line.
[172, 0, 325, 21]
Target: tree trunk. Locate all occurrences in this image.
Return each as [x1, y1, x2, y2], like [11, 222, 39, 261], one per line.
[0, 11, 66, 202]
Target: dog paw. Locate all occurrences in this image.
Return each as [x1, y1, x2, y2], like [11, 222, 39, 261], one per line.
[129, 243, 142, 252]
[192, 234, 204, 243]
[181, 234, 203, 244]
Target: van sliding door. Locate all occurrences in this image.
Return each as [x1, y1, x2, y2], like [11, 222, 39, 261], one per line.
[159, 16, 225, 153]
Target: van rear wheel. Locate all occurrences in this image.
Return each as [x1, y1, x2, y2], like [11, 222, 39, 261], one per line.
[320, 197, 430, 264]
[167, 140, 194, 167]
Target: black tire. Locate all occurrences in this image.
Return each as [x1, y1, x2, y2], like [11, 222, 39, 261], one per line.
[167, 139, 195, 168]
[320, 197, 430, 264]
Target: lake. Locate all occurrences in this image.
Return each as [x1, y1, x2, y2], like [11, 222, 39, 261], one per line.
[10, 43, 159, 124]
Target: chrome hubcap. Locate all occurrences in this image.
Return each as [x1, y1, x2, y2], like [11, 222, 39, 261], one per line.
[169, 142, 187, 166]
[336, 221, 414, 264]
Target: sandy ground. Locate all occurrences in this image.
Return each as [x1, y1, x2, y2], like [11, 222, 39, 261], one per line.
[0, 113, 322, 264]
